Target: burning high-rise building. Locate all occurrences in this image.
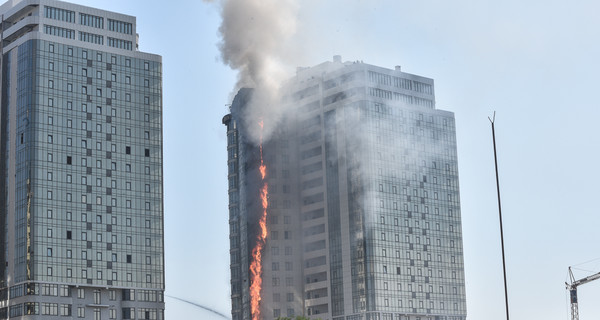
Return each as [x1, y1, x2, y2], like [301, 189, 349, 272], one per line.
[223, 56, 466, 320]
[0, 0, 164, 319]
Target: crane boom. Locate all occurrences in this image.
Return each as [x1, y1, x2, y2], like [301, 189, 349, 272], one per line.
[566, 267, 600, 320]
[571, 269, 600, 288]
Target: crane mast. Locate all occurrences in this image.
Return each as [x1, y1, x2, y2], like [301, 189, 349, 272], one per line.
[566, 267, 600, 320]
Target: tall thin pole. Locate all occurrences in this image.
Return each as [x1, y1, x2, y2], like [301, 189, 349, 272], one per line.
[489, 112, 510, 320]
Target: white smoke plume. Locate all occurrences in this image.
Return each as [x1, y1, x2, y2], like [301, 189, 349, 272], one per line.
[212, 0, 299, 143]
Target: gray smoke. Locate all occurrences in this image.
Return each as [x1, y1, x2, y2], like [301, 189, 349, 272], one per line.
[213, 0, 299, 144]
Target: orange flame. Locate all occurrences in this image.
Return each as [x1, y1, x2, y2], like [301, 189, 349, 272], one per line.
[250, 119, 268, 320]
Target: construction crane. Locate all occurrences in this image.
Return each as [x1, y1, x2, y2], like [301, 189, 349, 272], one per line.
[566, 266, 600, 320]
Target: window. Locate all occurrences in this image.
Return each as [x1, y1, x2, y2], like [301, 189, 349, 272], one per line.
[125, 76, 131, 84]
[96, 88, 102, 97]
[126, 146, 131, 154]
[144, 62, 150, 70]
[82, 86, 87, 94]
[67, 65, 73, 74]
[144, 79, 149, 87]
[48, 61, 54, 70]
[111, 73, 116, 81]
[144, 96, 150, 105]
[48, 98, 54, 107]
[48, 80, 54, 88]
[145, 149, 150, 157]
[47, 248, 53, 257]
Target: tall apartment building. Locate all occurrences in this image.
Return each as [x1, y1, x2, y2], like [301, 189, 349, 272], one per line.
[0, 0, 164, 319]
[224, 56, 466, 320]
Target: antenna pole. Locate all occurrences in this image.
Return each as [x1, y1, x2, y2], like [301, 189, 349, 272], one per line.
[489, 112, 510, 320]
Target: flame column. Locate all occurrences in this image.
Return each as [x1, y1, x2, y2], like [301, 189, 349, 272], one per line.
[249, 120, 269, 320]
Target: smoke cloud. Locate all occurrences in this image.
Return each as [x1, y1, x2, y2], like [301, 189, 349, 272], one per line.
[213, 0, 299, 144]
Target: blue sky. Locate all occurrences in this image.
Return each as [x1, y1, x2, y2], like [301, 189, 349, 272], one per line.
[66, 0, 600, 319]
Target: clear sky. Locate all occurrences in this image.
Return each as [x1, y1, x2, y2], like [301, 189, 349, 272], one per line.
[63, 0, 600, 319]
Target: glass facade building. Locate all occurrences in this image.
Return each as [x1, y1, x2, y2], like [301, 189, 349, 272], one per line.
[224, 57, 466, 320]
[0, 1, 164, 319]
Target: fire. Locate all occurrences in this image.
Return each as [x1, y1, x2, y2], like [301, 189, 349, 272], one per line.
[250, 119, 269, 320]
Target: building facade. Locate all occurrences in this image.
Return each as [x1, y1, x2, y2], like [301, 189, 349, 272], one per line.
[224, 56, 466, 320]
[0, 0, 164, 319]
